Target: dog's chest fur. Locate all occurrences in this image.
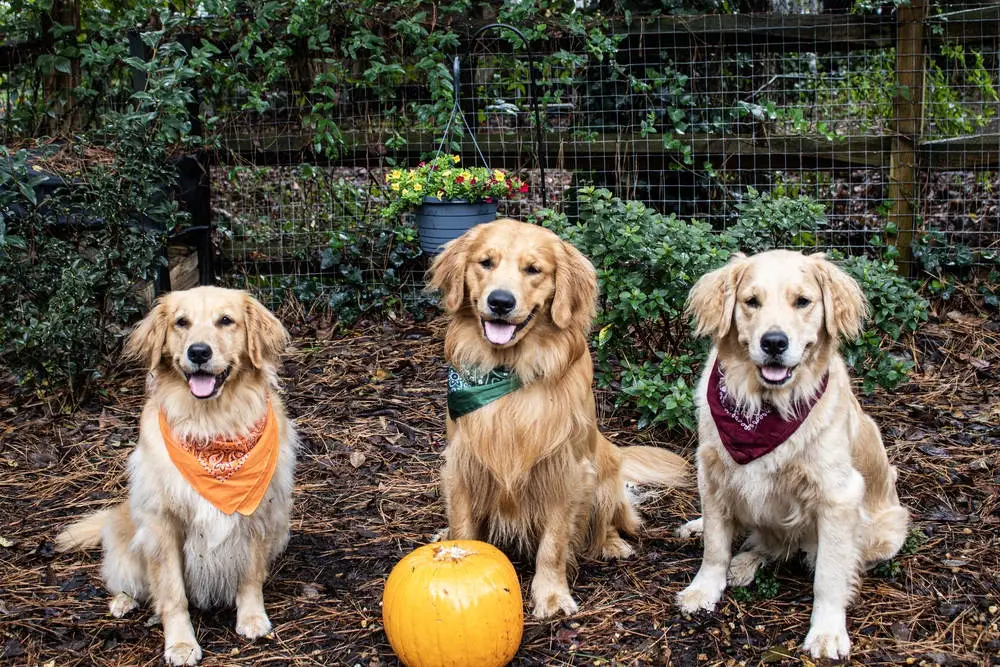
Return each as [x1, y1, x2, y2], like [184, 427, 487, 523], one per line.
[128, 404, 297, 609]
[697, 364, 865, 545]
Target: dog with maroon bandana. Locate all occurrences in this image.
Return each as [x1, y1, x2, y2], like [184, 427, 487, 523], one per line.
[674, 250, 909, 660]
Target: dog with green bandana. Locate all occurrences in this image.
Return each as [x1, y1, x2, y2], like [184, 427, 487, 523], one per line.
[428, 218, 690, 619]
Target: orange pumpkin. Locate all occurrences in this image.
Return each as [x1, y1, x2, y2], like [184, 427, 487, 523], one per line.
[382, 540, 523, 667]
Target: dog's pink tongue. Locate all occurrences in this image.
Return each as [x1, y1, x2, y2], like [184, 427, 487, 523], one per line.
[761, 366, 791, 383]
[188, 374, 217, 398]
[484, 321, 517, 345]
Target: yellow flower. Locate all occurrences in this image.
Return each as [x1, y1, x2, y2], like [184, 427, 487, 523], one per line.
[493, 169, 506, 182]
[451, 155, 461, 163]
[414, 183, 423, 191]
[392, 183, 400, 191]
[437, 190, 445, 198]
[390, 169, 402, 179]
[461, 170, 472, 180]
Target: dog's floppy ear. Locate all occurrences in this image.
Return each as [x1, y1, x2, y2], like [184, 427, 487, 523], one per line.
[686, 253, 747, 339]
[245, 294, 290, 369]
[124, 298, 169, 371]
[551, 239, 598, 331]
[810, 254, 868, 340]
[427, 229, 478, 313]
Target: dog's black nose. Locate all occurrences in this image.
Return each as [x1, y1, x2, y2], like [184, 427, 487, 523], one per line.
[187, 343, 213, 364]
[760, 331, 789, 356]
[487, 290, 516, 316]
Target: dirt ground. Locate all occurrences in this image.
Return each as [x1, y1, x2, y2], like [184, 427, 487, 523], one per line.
[1, 314, 998, 666]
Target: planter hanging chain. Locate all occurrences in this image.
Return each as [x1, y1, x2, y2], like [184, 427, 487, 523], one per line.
[430, 23, 548, 209]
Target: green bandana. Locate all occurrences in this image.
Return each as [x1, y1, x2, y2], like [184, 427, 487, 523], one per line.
[447, 366, 523, 420]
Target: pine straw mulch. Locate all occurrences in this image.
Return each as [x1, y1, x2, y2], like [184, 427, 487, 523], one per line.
[1, 315, 999, 667]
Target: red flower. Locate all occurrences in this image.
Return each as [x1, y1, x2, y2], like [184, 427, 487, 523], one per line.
[519, 183, 529, 193]
[418, 161, 426, 167]
[455, 176, 465, 184]
[485, 197, 493, 203]
[470, 178, 477, 185]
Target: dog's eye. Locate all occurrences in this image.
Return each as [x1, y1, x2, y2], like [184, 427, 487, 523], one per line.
[795, 296, 812, 309]
[524, 265, 541, 275]
[175, 317, 190, 328]
[479, 258, 493, 269]
[745, 296, 760, 308]
[218, 315, 235, 326]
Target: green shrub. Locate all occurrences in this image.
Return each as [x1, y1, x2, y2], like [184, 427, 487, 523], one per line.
[726, 187, 826, 254]
[0, 138, 173, 401]
[837, 255, 928, 394]
[538, 188, 925, 431]
[538, 187, 732, 429]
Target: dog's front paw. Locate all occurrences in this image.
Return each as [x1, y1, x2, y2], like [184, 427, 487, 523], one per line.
[430, 528, 449, 543]
[802, 622, 851, 660]
[109, 592, 138, 618]
[164, 640, 202, 666]
[236, 612, 273, 640]
[676, 517, 704, 538]
[531, 580, 578, 619]
[676, 580, 723, 614]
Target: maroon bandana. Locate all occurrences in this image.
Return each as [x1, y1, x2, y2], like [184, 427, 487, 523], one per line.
[707, 360, 828, 465]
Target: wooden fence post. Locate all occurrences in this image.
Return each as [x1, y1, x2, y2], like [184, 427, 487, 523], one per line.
[889, 0, 927, 274]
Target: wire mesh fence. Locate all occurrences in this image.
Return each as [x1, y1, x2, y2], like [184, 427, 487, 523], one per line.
[191, 1, 997, 311]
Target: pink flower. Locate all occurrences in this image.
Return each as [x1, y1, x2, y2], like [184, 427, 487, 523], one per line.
[519, 183, 529, 193]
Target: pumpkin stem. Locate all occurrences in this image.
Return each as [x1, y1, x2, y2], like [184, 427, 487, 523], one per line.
[433, 544, 474, 562]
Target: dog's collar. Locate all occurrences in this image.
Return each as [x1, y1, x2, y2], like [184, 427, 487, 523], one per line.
[447, 365, 523, 420]
[708, 360, 828, 464]
[159, 394, 280, 515]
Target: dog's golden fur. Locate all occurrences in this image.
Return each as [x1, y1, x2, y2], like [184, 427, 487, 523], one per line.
[55, 287, 296, 666]
[428, 218, 689, 618]
[675, 250, 909, 659]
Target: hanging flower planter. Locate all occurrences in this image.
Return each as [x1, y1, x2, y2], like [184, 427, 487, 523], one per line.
[414, 197, 498, 255]
[381, 155, 527, 256]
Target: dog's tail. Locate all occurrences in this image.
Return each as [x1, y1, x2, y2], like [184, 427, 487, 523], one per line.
[54, 507, 113, 552]
[620, 446, 690, 488]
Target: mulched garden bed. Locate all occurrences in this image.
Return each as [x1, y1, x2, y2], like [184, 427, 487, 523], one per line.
[1, 314, 998, 666]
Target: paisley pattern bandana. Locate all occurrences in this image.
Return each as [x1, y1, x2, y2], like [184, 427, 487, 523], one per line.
[707, 359, 828, 465]
[447, 366, 523, 419]
[159, 397, 280, 516]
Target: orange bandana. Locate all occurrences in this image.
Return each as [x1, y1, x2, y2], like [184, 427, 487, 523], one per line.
[159, 399, 280, 516]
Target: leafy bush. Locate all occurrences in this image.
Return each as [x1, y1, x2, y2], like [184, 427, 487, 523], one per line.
[726, 187, 826, 254]
[538, 187, 732, 429]
[836, 255, 928, 393]
[538, 187, 925, 431]
[0, 137, 174, 401]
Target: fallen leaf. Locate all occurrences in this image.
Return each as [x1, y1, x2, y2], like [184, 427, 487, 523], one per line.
[349, 452, 366, 468]
[0, 536, 13, 548]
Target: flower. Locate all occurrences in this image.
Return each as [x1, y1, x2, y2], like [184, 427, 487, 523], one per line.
[379, 155, 529, 221]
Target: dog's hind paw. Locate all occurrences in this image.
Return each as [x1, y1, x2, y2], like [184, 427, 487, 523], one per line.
[164, 640, 202, 666]
[236, 613, 273, 640]
[599, 535, 635, 561]
[727, 550, 765, 587]
[676, 517, 704, 538]
[109, 592, 138, 618]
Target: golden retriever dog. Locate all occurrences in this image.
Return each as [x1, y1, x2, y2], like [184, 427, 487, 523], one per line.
[675, 250, 909, 659]
[55, 286, 296, 666]
[428, 218, 689, 618]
